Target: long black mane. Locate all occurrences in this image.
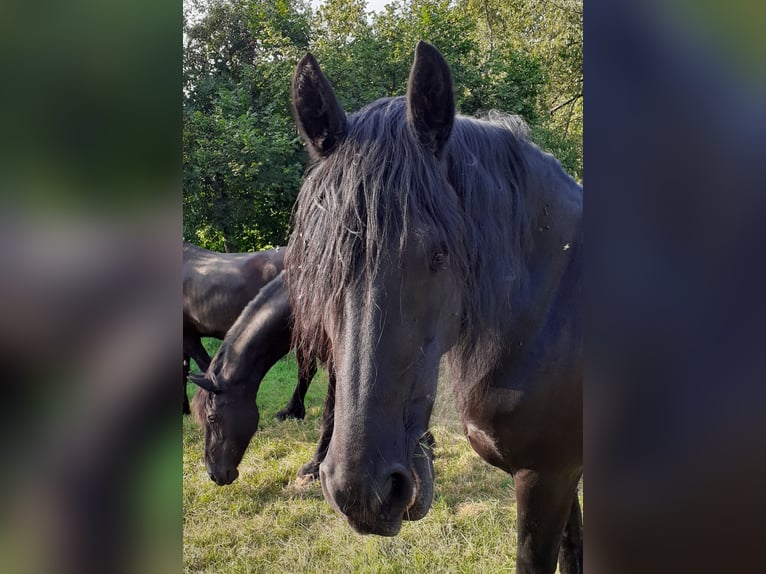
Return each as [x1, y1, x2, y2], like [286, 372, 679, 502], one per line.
[286, 96, 533, 381]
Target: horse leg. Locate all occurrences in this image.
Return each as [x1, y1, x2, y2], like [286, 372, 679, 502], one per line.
[185, 336, 211, 373]
[182, 353, 191, 415]
[184, 337, 210, 414]
[275, 349, 317, 421]
[513, 468, 580, 574]
[297, 367, 335, 480]
[557, 490, 583, 574]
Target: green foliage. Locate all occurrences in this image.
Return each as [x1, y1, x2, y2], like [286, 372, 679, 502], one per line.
[183, 0, 311, 251]
[460, 0, 583, 177]
[183, 0, 582, 251]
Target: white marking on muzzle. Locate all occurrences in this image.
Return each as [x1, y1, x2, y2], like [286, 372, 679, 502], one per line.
[406, 467, 420, 511]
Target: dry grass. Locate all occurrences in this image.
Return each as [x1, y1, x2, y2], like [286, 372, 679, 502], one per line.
[184, 353, 577, 573]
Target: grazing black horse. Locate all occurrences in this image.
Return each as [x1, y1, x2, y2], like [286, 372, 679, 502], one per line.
[182, 242, 286, 414]
[286, 42, 582, 574]
[189, 272, 334, 486]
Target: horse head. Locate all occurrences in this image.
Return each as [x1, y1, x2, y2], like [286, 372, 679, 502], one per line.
[189, 372, 259, 486]
[288, 41, 466, 535]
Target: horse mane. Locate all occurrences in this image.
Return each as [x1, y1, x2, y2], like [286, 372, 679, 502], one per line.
[191, 387, 208, 427]
[443, 111, 533, 380]
[286, 97, 532, 382]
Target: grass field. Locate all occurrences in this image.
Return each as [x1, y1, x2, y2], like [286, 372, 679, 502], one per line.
[184, 340, 579, 573]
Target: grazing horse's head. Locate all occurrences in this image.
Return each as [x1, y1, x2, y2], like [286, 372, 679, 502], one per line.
[287, 42, 467, 535]
[190, 374, 258, 485]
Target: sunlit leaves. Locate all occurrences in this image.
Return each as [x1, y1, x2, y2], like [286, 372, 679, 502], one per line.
[182, 0, 582, 251]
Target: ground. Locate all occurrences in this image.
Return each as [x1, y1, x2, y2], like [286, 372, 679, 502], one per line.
[183, 342, 580, 573]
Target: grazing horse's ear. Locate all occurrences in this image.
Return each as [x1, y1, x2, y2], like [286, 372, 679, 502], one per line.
[292, 53, 347, 159]
[406, 41, 455, 157]
[189, 373, 218, 394]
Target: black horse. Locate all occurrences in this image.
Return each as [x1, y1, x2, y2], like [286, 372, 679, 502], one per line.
[287, 42, 582, 574]
[189, 272, 334, 486]
[183, 242, 289, 414]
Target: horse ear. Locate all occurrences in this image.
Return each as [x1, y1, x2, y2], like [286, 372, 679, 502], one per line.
[406, 41, 455, 157]
[189, 373, 217, 394]
[292, 53, 348, 159]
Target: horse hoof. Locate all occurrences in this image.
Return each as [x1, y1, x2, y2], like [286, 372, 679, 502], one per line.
[297, 461, 320, 480]
[274, 408, 305, 422]
[285, 473, 317, 493]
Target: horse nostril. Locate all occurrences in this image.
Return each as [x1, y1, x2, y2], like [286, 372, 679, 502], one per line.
[383, 465, 413, 514]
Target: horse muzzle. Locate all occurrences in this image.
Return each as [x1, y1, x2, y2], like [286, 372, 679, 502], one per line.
[319, 431, 436, 535]
[207, 465, 239, 486]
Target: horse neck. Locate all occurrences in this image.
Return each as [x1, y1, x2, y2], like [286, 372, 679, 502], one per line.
[446, 136, 581, 382]
[520, 143, 582, 268]
[210, 295, 292, 392]
[502, 142, 582, 340]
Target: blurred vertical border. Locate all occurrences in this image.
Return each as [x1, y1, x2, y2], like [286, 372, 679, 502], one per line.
[0, 0, 181, 573]
[586, 1, 765, 573]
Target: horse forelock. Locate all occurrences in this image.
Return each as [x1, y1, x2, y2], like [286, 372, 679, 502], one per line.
[287, 97, 532, 380]
[190, 388, 209, 428]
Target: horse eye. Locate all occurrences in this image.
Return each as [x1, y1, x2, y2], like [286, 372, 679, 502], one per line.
[207, 414, 217, 424]
[430, 249, 449, 271]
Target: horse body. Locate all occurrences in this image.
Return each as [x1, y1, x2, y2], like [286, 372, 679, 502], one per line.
[287, 42, 582, 574]
[456, 135, 582, 475]
[456, 146, 583, 574]
[182, 242, 284, 413]
[189, 272, 328, 485]
[183, 242, 284, 339]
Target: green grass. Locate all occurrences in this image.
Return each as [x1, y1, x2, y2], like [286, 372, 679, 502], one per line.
[184, 339, 579, 573]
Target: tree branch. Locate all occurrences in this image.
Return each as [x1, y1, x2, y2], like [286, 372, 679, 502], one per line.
[483, 0, 494, 55]
[549, 92, 582, 115]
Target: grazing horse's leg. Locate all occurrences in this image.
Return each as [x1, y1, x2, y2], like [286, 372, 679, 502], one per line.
[513, 468, 581, 574]
[184, 336, 210, 414]
[182, 354, 191, 415]
[275, 349, 317, 421]
[558, 486, 583, 574]
[297, 367, 335, 480]
[185, 335, 211, 373]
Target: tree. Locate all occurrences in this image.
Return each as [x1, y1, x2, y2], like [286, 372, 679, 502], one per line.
[460, 0, 583, 178]
[183, 0, 311, 251]
[183, 0, 583, 251]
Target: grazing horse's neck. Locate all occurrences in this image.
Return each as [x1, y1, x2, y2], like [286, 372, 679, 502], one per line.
[209, 287, 292, 393]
